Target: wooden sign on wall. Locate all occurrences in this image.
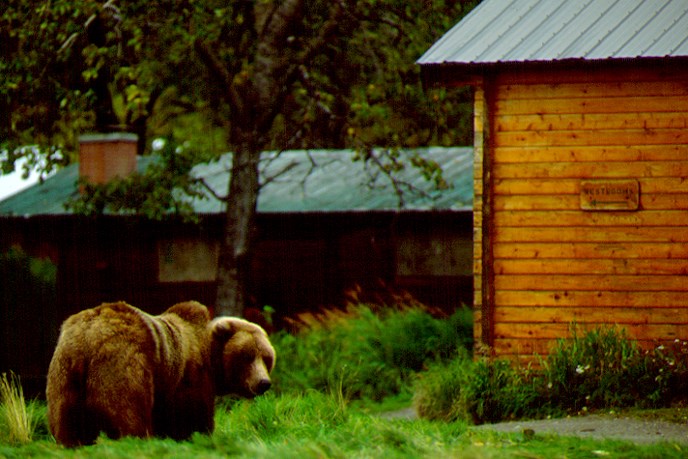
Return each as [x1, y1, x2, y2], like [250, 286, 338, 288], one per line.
[580, 179, 639, 211]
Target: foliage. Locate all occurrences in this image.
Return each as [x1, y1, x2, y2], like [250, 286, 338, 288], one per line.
[271, 302, 473, 402]
[1, 0, 475, 181]
[0, 372, 37, 444]
[0, 247, 56, 294]
[415, 326, 688, 425]
[542, 328, 688, 413]
[543, 326, 645, 411]
[64, 138, 212, 219]
[413, 351, 547, 425]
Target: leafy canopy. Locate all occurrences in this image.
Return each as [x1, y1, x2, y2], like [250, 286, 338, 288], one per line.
[1, 0, 476, 213]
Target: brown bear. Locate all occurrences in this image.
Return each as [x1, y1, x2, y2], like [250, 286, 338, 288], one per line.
[46, 301, 275, 447]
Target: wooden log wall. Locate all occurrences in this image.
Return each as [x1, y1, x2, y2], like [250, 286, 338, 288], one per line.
[482, 66, 688, 359]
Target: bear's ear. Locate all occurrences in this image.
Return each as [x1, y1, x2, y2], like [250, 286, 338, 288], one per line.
[168, 301, 210, 325]
[210, 317, 240, 342]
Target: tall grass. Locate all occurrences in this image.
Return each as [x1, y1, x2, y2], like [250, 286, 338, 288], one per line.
[0, 372, 36, 444]
[271, 302, 473, 402]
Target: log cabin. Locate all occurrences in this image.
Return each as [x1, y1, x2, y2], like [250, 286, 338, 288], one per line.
[419, 0, 688, 360]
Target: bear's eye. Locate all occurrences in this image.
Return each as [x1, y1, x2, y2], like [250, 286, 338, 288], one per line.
[235, 351, 254, 366]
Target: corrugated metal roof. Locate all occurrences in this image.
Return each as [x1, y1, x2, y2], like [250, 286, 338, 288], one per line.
[418, 0, 688, 66]
[0, 148, 473, 217]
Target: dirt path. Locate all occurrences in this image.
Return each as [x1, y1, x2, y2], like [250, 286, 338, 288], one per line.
[382, 408, 688, 444]
[473, 414, 688, 444]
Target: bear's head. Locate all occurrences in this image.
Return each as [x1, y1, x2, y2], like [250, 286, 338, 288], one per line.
[210, 317, 275, 398]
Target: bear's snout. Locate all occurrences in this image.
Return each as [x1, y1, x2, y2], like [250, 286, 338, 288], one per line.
[254, 379, 272, 395]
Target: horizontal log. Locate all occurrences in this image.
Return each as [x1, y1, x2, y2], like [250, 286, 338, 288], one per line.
[494, 242, 688, 259]
[493, 338, 555, 358]
[496, 112, 688, 133]
[495, 128, 688, 148]
[494, 274, 688, 292]
[496, 96, 688, 116]
[494, 322, 686, 341]
[496, 81, 688, 101]
[495, 306, 688, 325]
[494, 178, 688, 195]
[494, 226, 688, 243]
[494, 259, 688, 276]
[494, 210, 688, 227]
[494, 290, 688, 308]
[494, 144, 688, 164]
[493, 161, 688, 179]
[493, 195, 577, 211]
[493, 194, 688, 211]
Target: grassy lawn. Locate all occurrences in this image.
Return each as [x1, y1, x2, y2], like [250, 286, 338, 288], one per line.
[1, 393, 686, 459]
[5, 305, 688, 457]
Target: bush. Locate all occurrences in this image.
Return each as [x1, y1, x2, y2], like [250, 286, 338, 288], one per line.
[271, 303, 473, 402]
[414, 325, 688, 424]
[542, 326, 642, 411]
[542, 327, 688, 412]
[637, 339, 688, 407]
[413, 351, 546, 424]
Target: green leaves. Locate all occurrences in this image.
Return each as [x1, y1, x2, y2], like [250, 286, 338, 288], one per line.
[3, 0, 479, 217]
[65, 138, 210, 221]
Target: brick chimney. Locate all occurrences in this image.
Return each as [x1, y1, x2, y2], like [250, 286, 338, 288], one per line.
[78, 133, 138, 185]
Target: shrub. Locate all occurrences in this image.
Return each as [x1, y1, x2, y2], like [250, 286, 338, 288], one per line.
[542, 327, 688, 411]
[542, 326, 642, 411]
[413, 351, 547, 424]
[632, 339, 688, 407]
[412, 349, 472, 422]
[414, 325, 688, 424]
[0, 372, 36, 444]
[271, 302, 473, 402]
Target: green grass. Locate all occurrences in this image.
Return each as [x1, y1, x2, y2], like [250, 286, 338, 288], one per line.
[1, 393, 686, 458]
[5, 305, 688, 456]
[0, 372, 39, 445]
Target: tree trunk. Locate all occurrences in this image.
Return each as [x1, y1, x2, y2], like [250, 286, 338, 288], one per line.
[214, 141, 260, 317]
[212, 0, 309, 317]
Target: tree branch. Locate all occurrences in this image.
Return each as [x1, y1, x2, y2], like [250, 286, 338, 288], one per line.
[193, 39, 244, 116]
[58, 0, 120, 54]
[194, 176, 228, 202]
[294, 2, 344, 68]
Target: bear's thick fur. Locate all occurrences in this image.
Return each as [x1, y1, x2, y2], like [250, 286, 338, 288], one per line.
[46, 301, 275, 447]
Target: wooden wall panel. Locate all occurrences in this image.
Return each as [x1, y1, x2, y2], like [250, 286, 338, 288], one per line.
[473, 82, 488, 348]
[486, 67, 688, 360]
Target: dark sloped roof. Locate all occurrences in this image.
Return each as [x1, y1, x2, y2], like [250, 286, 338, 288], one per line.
[418, 0, 688, 66]
[0, 148, 473, 217]
[0, 157, 158, 216]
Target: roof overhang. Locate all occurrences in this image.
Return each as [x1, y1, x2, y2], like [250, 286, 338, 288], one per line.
[420, 56, 688, 89]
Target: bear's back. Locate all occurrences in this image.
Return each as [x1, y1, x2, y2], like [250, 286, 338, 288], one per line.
[59, 302, 156, 358]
